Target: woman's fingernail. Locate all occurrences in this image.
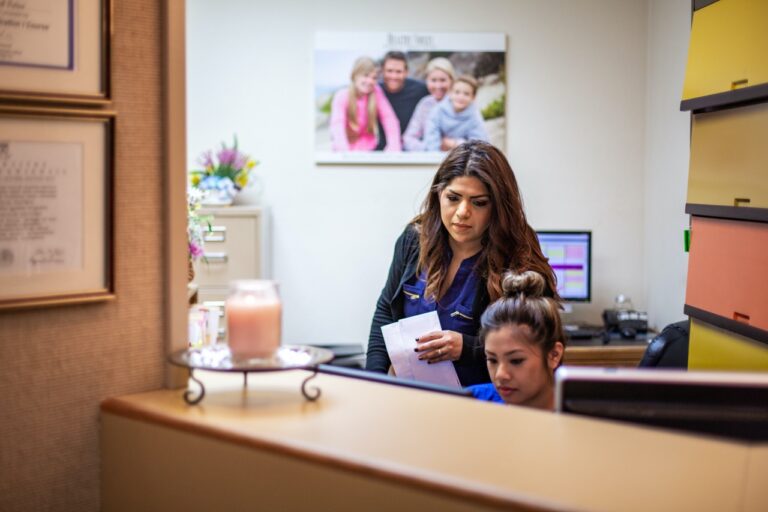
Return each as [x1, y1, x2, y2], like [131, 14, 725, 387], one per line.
[427, 361, 432, 365]
[413, 348, 418, 352]
[414, 337, 419, 342]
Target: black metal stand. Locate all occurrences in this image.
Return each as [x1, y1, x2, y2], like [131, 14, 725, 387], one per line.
[169, 345, 334, 406]
[183, 370, 206, 405]
[181, 367, 322, 405]
[300, 369, 322, 401]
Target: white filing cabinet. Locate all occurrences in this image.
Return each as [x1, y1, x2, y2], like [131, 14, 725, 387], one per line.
[193, 205, 270, 309]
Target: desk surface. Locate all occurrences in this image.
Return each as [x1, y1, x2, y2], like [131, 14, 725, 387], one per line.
[564, 335, 650, 367]
[102, 370, 767, 512]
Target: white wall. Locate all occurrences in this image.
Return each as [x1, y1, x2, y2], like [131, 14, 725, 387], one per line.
[643, 0, 691, 330]
[187, 0, 654, 345]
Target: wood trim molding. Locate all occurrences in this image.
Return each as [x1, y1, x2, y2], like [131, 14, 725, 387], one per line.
[684, 305, 768, 346]
[681, 83, 768, 113]
[162, 0, 190, 389]
[693, 0, 719, 11]
[686, 204, 768, 223]
[563, 345, 647, 367]
[101, 398, 553, 512]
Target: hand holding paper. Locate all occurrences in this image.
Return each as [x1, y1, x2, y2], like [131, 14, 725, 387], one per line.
[381, 311, 461, 388]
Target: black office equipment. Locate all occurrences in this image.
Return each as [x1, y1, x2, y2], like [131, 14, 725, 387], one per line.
[639, 320, 690, 368]
[555, 367, 768, 442]
[317, 364, 474, 398]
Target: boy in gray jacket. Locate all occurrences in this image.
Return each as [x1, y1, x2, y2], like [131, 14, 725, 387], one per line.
[424, 75, 489, 152]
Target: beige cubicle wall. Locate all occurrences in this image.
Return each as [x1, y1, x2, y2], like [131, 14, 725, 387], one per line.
[101, 370, 768, 512]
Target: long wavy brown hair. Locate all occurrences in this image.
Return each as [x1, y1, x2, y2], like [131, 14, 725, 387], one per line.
[346, 57, 378, 142]
[413, 141, 559, 303]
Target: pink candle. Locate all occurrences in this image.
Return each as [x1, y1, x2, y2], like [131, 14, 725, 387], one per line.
[226, 281, 281, 359]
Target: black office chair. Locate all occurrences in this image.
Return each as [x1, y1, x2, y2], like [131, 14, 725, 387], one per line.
[638, 320, 690, 368]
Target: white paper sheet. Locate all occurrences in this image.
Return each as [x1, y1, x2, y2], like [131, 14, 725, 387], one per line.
[0, 141, 83, 275]
[381, 311, 461, 388]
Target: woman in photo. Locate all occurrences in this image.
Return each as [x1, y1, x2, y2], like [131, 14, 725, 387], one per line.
[469, 270, 566, 410]
[366, 141, 558, 386]
[424, 75, 489, 152]
[402, 57, 455, 151]
[329, 56, 401, 152]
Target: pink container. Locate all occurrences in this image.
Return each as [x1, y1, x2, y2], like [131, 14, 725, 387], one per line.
[226, 280, 281, 359]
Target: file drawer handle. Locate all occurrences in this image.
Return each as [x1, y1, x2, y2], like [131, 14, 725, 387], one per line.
[733, 312, 750, 324]
[203, 226, 227, 243]
[733, 198, 751, 207]
[203, 252, 228, 263]
[731, 78, 748, 90]
[202, 300, 226, 312]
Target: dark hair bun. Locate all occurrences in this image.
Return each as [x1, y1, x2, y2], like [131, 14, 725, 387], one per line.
[501, 270, 546, 298]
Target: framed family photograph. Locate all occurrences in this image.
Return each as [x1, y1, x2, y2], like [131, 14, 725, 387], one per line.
[314, 31, 506, 165]
[0, 106, 115, 310]
[0, 0, 112, 105]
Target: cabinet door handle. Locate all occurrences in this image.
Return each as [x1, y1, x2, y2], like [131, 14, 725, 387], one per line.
[202, 300, 226, 312]
[733, 198, 751, 207]
[731, 78, 748, 90]
[203, 252, 228, 263]
[733, 312, 750, 324]
[203, 226, 227, 243]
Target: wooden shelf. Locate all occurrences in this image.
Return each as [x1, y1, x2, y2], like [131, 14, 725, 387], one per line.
[686, 203, 768, 223]
[685, 304, 768, 346]
[681, 83, 768, 113]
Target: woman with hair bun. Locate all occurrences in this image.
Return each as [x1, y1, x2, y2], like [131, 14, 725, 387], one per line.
[469, 270, 566, 410]
[366, 141, 558, 387]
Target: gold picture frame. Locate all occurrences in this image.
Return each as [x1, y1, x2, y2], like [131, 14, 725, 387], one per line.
[0, 0, 112, 105]
[0, 106, 115, 310]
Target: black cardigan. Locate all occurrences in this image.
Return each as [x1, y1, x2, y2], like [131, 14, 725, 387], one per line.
[365, 225, 491, 386]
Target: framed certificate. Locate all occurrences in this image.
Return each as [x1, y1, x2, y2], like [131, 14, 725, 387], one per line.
[0, 106, 115, 310]
[0, 0, 111, 105]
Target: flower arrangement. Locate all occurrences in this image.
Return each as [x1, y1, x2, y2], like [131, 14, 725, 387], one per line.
[187, 188, 210, 264]
[189, 136, 259, 205]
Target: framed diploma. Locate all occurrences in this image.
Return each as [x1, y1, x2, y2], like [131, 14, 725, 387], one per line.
[0, 0, 111, 105]
[0, 106, 114, 310]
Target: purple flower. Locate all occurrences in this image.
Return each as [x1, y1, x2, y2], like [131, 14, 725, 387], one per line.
[199, 150, 214, 168]
[217, 147, 237, 166]
[189, 241, 204, 258]
[233, 152, 248, 170]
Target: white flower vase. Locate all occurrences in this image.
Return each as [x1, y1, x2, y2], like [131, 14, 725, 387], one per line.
[199, 176, 239, 206]
[233, 175, 264, 206]
[201, 188, 237, 206]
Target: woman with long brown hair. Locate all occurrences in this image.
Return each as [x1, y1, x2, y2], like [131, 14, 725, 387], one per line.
[366, 140, 559, 386]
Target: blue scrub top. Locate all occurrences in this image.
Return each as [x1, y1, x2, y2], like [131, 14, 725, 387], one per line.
[468, 383, 504, 403]
[401, 251, 481, 335]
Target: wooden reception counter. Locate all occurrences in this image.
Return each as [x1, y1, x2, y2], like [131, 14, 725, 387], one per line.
[101, 369, 768, 512]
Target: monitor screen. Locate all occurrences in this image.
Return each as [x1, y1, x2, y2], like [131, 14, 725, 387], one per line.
[536, 231, 591, 302]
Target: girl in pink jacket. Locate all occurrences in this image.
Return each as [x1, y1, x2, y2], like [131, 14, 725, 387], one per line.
[330, 57, 401, 151]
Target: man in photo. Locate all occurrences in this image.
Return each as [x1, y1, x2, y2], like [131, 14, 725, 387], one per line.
[375, 51, 429, 150]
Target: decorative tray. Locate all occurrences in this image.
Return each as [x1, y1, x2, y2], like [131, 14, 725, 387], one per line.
[168, 344, 334, 405]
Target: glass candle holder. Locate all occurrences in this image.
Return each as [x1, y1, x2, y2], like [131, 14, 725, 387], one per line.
[226, 280, 281, 360]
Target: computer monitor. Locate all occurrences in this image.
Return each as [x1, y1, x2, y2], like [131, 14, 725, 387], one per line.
[536, 231, 591, 302]
[555, 367, 768, 442]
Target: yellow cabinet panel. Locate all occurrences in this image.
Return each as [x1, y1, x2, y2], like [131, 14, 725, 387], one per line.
[687, 101, 768, 208]
[683, 0, 750, 100]
[688, 318, 768, 370]
[746, 0, 768, 85]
